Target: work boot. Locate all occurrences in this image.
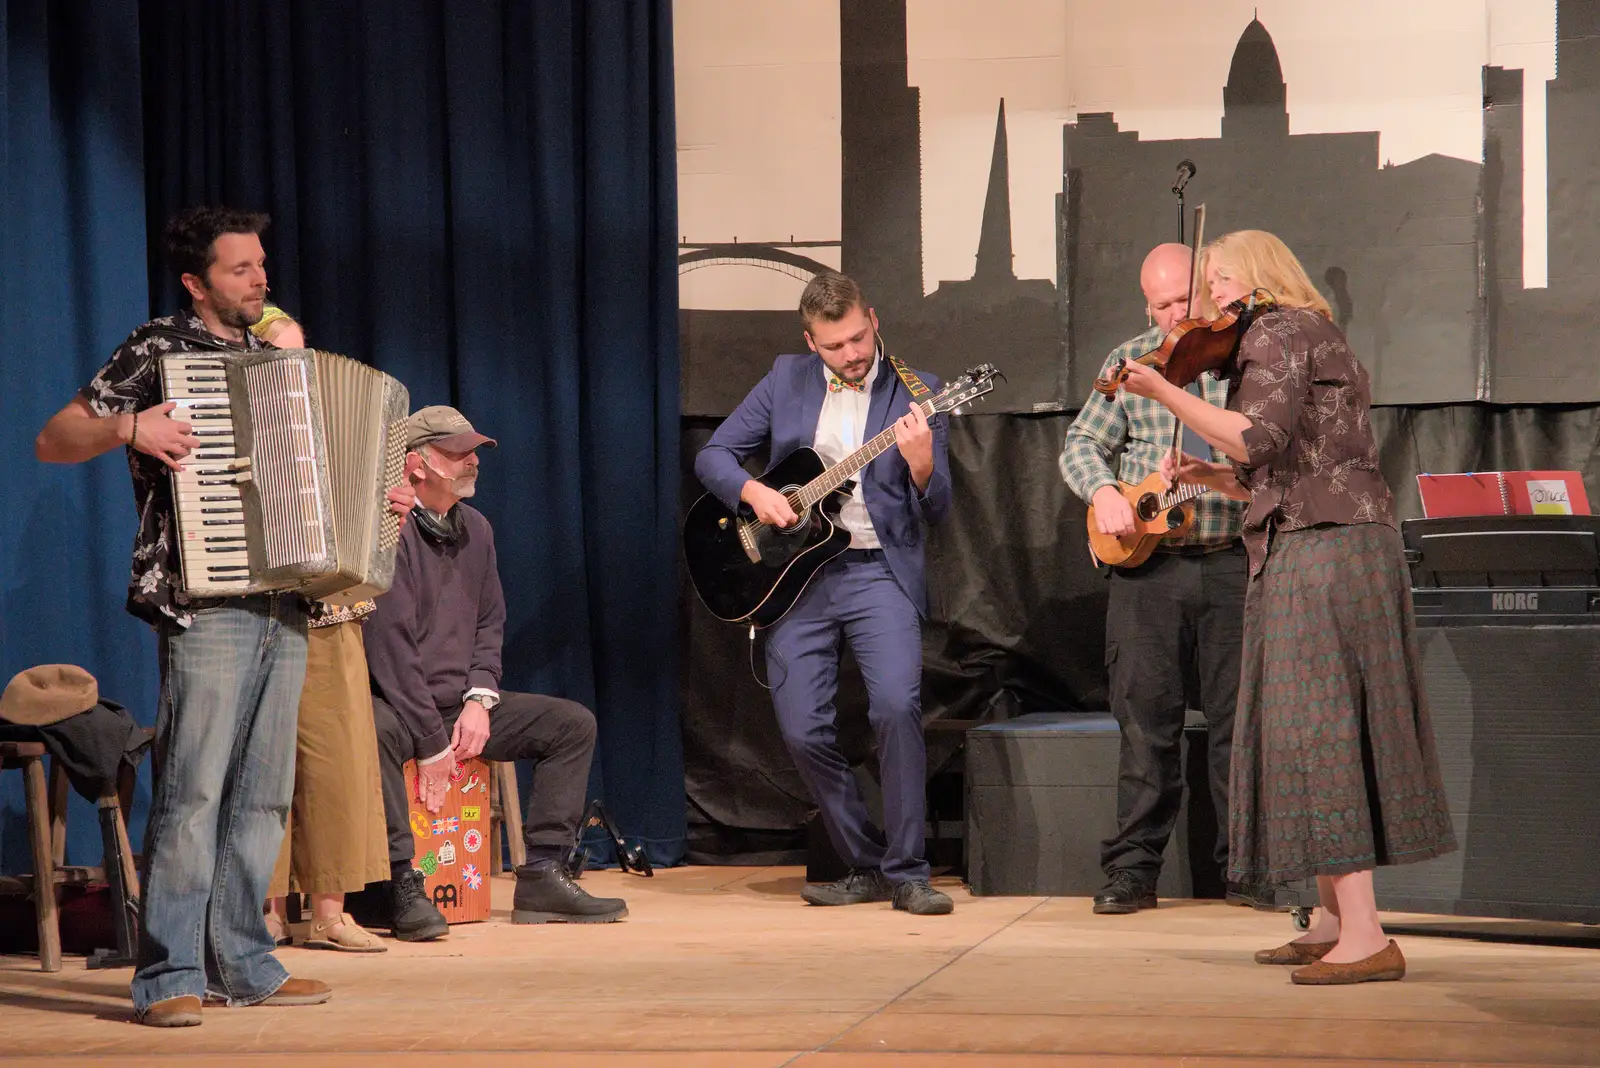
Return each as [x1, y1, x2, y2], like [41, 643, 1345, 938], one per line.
[389, 868, 449, 941]
[512, 861, 628, 924]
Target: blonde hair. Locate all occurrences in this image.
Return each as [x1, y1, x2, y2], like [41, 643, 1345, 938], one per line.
[1196, 230, 1332, 320]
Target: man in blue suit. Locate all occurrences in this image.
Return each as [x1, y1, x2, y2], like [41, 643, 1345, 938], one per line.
[695, 272, 954, 915]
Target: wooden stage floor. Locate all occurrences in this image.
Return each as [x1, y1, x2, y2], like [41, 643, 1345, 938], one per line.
[1, 866, 1596, 1066]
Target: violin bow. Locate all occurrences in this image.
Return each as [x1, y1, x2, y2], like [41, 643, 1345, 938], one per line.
[1168, 203, 1206, 473]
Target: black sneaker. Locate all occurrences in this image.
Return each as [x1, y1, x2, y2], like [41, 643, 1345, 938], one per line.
[799, 867, 893, 906]
[512, 861, 628, 924]
[1093, 870, 1157, 915]
[891, 879, 954, 915]
[389, 868, 450, 941]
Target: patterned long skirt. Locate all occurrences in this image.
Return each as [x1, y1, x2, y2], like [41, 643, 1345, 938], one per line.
[1228, 522, 1457, 883]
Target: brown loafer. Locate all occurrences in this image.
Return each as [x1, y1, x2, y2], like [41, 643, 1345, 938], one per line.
[1254, 939, 1336, 965]
[259, 977, 333, 1006]
[1291, 939, 1406, 985]
[138, 994, 202, 1027]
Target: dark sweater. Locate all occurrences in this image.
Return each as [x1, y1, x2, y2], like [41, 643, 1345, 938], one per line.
[365, 503, 506, 759]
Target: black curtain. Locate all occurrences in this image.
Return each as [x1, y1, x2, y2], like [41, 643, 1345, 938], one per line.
[681, 404, 1600, 861]
[3, 0, 684, 869]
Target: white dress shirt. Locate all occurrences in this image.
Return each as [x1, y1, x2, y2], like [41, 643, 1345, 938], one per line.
[812, 356, 882, 549]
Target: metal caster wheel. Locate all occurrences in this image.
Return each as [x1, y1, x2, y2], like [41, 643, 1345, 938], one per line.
[1289, 907, 1313, 931]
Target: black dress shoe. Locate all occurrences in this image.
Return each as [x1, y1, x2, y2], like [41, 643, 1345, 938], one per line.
[512, 861, 628, 924]
[389, 868, 449, 941]
[892, 879, 954, 915]
[1093, 871, 1157, 915]
[800, 867, 893, 906]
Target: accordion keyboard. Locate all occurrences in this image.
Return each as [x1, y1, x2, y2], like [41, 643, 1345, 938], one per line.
[162, 356, 252, 597]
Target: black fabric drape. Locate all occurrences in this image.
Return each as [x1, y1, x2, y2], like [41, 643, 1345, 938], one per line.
[3, 0, 683, 870]
[681, 405, 1600, 861]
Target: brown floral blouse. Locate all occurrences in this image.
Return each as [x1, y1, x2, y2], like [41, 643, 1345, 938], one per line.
[1225, 307, 1396, 576]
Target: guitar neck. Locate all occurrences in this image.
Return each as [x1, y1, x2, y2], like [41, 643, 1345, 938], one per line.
[794, 397, 936, 508]
[1158, 481, 1211, 508]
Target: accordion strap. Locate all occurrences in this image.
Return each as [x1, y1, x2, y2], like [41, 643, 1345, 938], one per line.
[146, 324, 251, 353]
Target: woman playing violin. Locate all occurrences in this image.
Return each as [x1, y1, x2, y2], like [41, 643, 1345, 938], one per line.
[1119, 229, 1456, 985]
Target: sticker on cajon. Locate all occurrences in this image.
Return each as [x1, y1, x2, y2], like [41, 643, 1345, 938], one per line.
[403, 756, 493, 923]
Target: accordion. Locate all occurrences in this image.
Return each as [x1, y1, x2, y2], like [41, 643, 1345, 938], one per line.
[160, 347, 410, 603]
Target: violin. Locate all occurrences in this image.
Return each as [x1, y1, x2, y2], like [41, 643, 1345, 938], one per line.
[1092, 292, 1273, 396]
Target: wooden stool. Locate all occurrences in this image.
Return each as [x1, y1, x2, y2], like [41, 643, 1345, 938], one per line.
[0, 743, 141, 971]
[487, 760, 524, 875]
[0, 743, 61, 969]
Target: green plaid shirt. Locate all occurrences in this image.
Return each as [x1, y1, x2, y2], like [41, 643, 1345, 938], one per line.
[1059, 326, 1246, 548]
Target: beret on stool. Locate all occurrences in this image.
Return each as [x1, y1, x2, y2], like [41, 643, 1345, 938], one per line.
[0, 665, 100, 726]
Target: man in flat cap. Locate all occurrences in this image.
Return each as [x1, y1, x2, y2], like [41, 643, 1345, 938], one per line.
[365, 406, 626, 940]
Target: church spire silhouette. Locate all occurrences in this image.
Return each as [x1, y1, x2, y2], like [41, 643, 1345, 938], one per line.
[929, 95, 1053, 306]
[1222, 18, 1289, 139]
[974, 99, 1016, 281]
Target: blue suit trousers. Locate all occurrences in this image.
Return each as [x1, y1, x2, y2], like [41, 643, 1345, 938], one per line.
[766, 550, 929, 883]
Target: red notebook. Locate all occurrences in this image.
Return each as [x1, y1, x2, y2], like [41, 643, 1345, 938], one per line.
[1416, 471, 1590, 518]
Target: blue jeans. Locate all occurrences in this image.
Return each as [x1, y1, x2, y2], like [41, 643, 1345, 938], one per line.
[133, 595, 307, 1013]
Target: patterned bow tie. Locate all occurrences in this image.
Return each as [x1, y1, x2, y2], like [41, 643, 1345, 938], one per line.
[828, 374, 866, 393]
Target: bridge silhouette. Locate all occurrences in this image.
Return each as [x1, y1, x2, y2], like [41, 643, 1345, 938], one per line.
[678, 239, 840, 281]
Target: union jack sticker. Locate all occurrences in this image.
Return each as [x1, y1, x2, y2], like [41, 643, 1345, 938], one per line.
[462, 863, 483, 890]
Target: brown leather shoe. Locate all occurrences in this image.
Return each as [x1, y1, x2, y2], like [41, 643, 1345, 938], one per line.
[1254, 939, 1336, 965]
[138, 994, 202, 1027]
[259, 977, 333, 1006]
[1291, 939, 1406, 985]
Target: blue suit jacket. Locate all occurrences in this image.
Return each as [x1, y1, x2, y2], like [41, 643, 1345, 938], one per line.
[694, 351, 951, 616]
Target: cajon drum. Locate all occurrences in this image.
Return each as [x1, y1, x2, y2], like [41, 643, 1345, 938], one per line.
[402, 756, 493, 923]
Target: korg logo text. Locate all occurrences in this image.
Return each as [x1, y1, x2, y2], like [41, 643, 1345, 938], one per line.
[1491, 592, 1539, 611]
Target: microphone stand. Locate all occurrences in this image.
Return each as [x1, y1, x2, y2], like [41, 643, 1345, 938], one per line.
[1171, 161, 1194, 243]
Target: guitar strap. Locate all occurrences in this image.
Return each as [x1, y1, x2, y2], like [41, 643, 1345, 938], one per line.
[882, 344, 931, 400]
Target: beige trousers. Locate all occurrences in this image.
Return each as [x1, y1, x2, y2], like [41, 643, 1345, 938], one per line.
[269, 620, 390, 896]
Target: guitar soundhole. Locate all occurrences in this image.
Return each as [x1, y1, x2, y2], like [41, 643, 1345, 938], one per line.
[1165, 509, 1185, 531]
[1135, 493, 1162, 522]
[775, 484, 810, 534]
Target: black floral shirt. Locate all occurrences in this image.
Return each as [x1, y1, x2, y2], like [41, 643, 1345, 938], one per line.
[80, 310, 264, 628]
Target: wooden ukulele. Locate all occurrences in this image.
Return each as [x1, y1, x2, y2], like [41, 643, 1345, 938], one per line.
[1085, 201, 1215, 568]
[1085, 472, 1208, 567]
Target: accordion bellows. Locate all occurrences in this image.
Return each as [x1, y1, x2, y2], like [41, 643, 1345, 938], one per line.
[162, 348, 410, 604]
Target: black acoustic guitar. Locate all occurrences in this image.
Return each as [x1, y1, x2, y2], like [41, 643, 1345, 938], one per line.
[684, 364, 1000, 628]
